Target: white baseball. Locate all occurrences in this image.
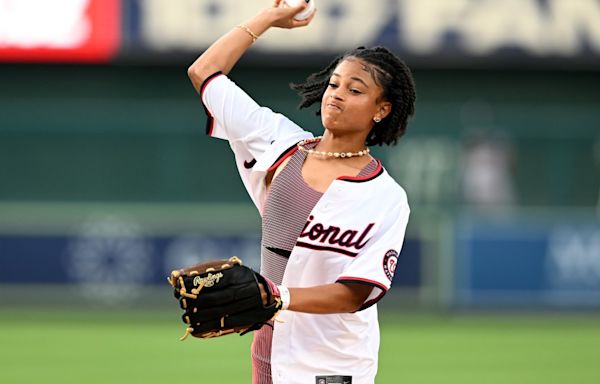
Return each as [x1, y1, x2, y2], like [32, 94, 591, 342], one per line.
[284, 0, 316, 21]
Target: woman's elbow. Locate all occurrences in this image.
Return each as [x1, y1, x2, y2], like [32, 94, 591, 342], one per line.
[187, 64, 207, 92]
[345, 299, 364, 313]
[337, 283, 372, 313]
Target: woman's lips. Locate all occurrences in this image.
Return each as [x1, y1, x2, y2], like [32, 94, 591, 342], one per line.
[326, 103, 342, 111]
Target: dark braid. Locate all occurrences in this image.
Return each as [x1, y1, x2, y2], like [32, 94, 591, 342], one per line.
[290, 46, 416, 146]
[291, 56, 343, 110]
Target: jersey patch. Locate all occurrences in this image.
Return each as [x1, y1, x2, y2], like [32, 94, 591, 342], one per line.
[315, 375, 352, 384]
[383, 249, 398, 281]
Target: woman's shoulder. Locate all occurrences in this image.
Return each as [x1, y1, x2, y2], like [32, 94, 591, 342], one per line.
[372, 165, 410, 206]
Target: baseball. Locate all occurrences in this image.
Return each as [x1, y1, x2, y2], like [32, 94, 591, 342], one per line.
[284, 0, 316, 21]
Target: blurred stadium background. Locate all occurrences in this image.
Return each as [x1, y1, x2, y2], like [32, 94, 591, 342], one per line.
[1, 0, 599, 383]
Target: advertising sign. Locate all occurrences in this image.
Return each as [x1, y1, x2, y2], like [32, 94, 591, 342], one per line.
[0, 214, 420, 304]
[455, 218, 600, 307]
[0, 0, 120, 63]
[2, 0, 599, 67]
[131, 0, 600, 67]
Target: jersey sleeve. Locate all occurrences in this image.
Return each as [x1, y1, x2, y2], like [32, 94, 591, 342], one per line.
[336, 193, 410, 310]
[200, 72, 305, 159]
[199, 72, 312, 212]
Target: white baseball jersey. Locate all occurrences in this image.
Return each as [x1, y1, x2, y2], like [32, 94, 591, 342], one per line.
[201, 73, 410, 384]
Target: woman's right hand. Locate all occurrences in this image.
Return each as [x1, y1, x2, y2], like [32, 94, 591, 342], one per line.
[264, 0, 317, 29]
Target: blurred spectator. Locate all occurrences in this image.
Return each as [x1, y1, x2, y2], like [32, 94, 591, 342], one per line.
[595, 137, 600, 216]
[459, 99, 516, 212]
[461, 131, 516, 211]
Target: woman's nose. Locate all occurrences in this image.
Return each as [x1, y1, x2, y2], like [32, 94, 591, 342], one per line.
[331, 90, 343, 101]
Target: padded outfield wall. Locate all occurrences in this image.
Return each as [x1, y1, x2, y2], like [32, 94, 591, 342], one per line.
[0, 64, 598, 309]
[1, 0, 599, 309]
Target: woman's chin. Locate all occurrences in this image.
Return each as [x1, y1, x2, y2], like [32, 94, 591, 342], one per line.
[321, 117, 341, 131]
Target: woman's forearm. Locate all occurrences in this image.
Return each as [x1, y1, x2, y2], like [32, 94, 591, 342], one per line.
[287, 283, 373, 314]
[187, 10, 275, 92]
[187, 1, 314, 93]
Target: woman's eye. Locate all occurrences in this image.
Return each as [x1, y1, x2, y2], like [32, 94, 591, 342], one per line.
[328, 83, 338, 88]
[350, 88, 362, 94]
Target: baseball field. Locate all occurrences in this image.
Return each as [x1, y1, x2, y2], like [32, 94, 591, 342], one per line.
[1, 308, 598, 383]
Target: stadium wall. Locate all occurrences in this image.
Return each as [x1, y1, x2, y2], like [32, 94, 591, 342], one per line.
[0, 64, 598, 309]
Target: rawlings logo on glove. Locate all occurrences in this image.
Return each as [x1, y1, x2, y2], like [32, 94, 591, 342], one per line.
[193, 273, 223, 288]
[168, 256, 282, 340]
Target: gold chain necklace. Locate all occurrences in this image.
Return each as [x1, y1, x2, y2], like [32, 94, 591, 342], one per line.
[297, 136, 370, 159]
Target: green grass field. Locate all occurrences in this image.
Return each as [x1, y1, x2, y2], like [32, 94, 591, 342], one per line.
[1, 309, 599, 383]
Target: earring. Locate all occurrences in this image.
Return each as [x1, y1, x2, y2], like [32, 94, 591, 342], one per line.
[373, 116, 382, 123]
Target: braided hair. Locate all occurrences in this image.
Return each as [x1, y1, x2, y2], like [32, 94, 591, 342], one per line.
[291, 46, 416, 146]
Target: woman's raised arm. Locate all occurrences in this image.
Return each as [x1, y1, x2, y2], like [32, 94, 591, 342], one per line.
[187, 0, 316, 93]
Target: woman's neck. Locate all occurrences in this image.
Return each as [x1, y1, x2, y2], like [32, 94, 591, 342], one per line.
[316, 131, 369, 154]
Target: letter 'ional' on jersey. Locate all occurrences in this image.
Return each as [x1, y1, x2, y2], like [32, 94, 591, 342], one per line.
[299, 215, 375, 253]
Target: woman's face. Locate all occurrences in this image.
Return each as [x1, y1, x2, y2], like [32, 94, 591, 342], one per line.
[320, 58, 391, 137]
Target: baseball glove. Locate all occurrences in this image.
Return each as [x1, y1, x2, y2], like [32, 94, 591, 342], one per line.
[168, 256, 282, 340]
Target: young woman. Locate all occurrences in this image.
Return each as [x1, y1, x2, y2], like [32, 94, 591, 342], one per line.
[187, 1, 416, 383]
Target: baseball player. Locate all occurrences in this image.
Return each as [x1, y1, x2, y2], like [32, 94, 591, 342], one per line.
[187, 1, 416, 383]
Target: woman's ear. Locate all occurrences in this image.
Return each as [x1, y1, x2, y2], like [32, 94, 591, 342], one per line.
[378, 101, 392, 120]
